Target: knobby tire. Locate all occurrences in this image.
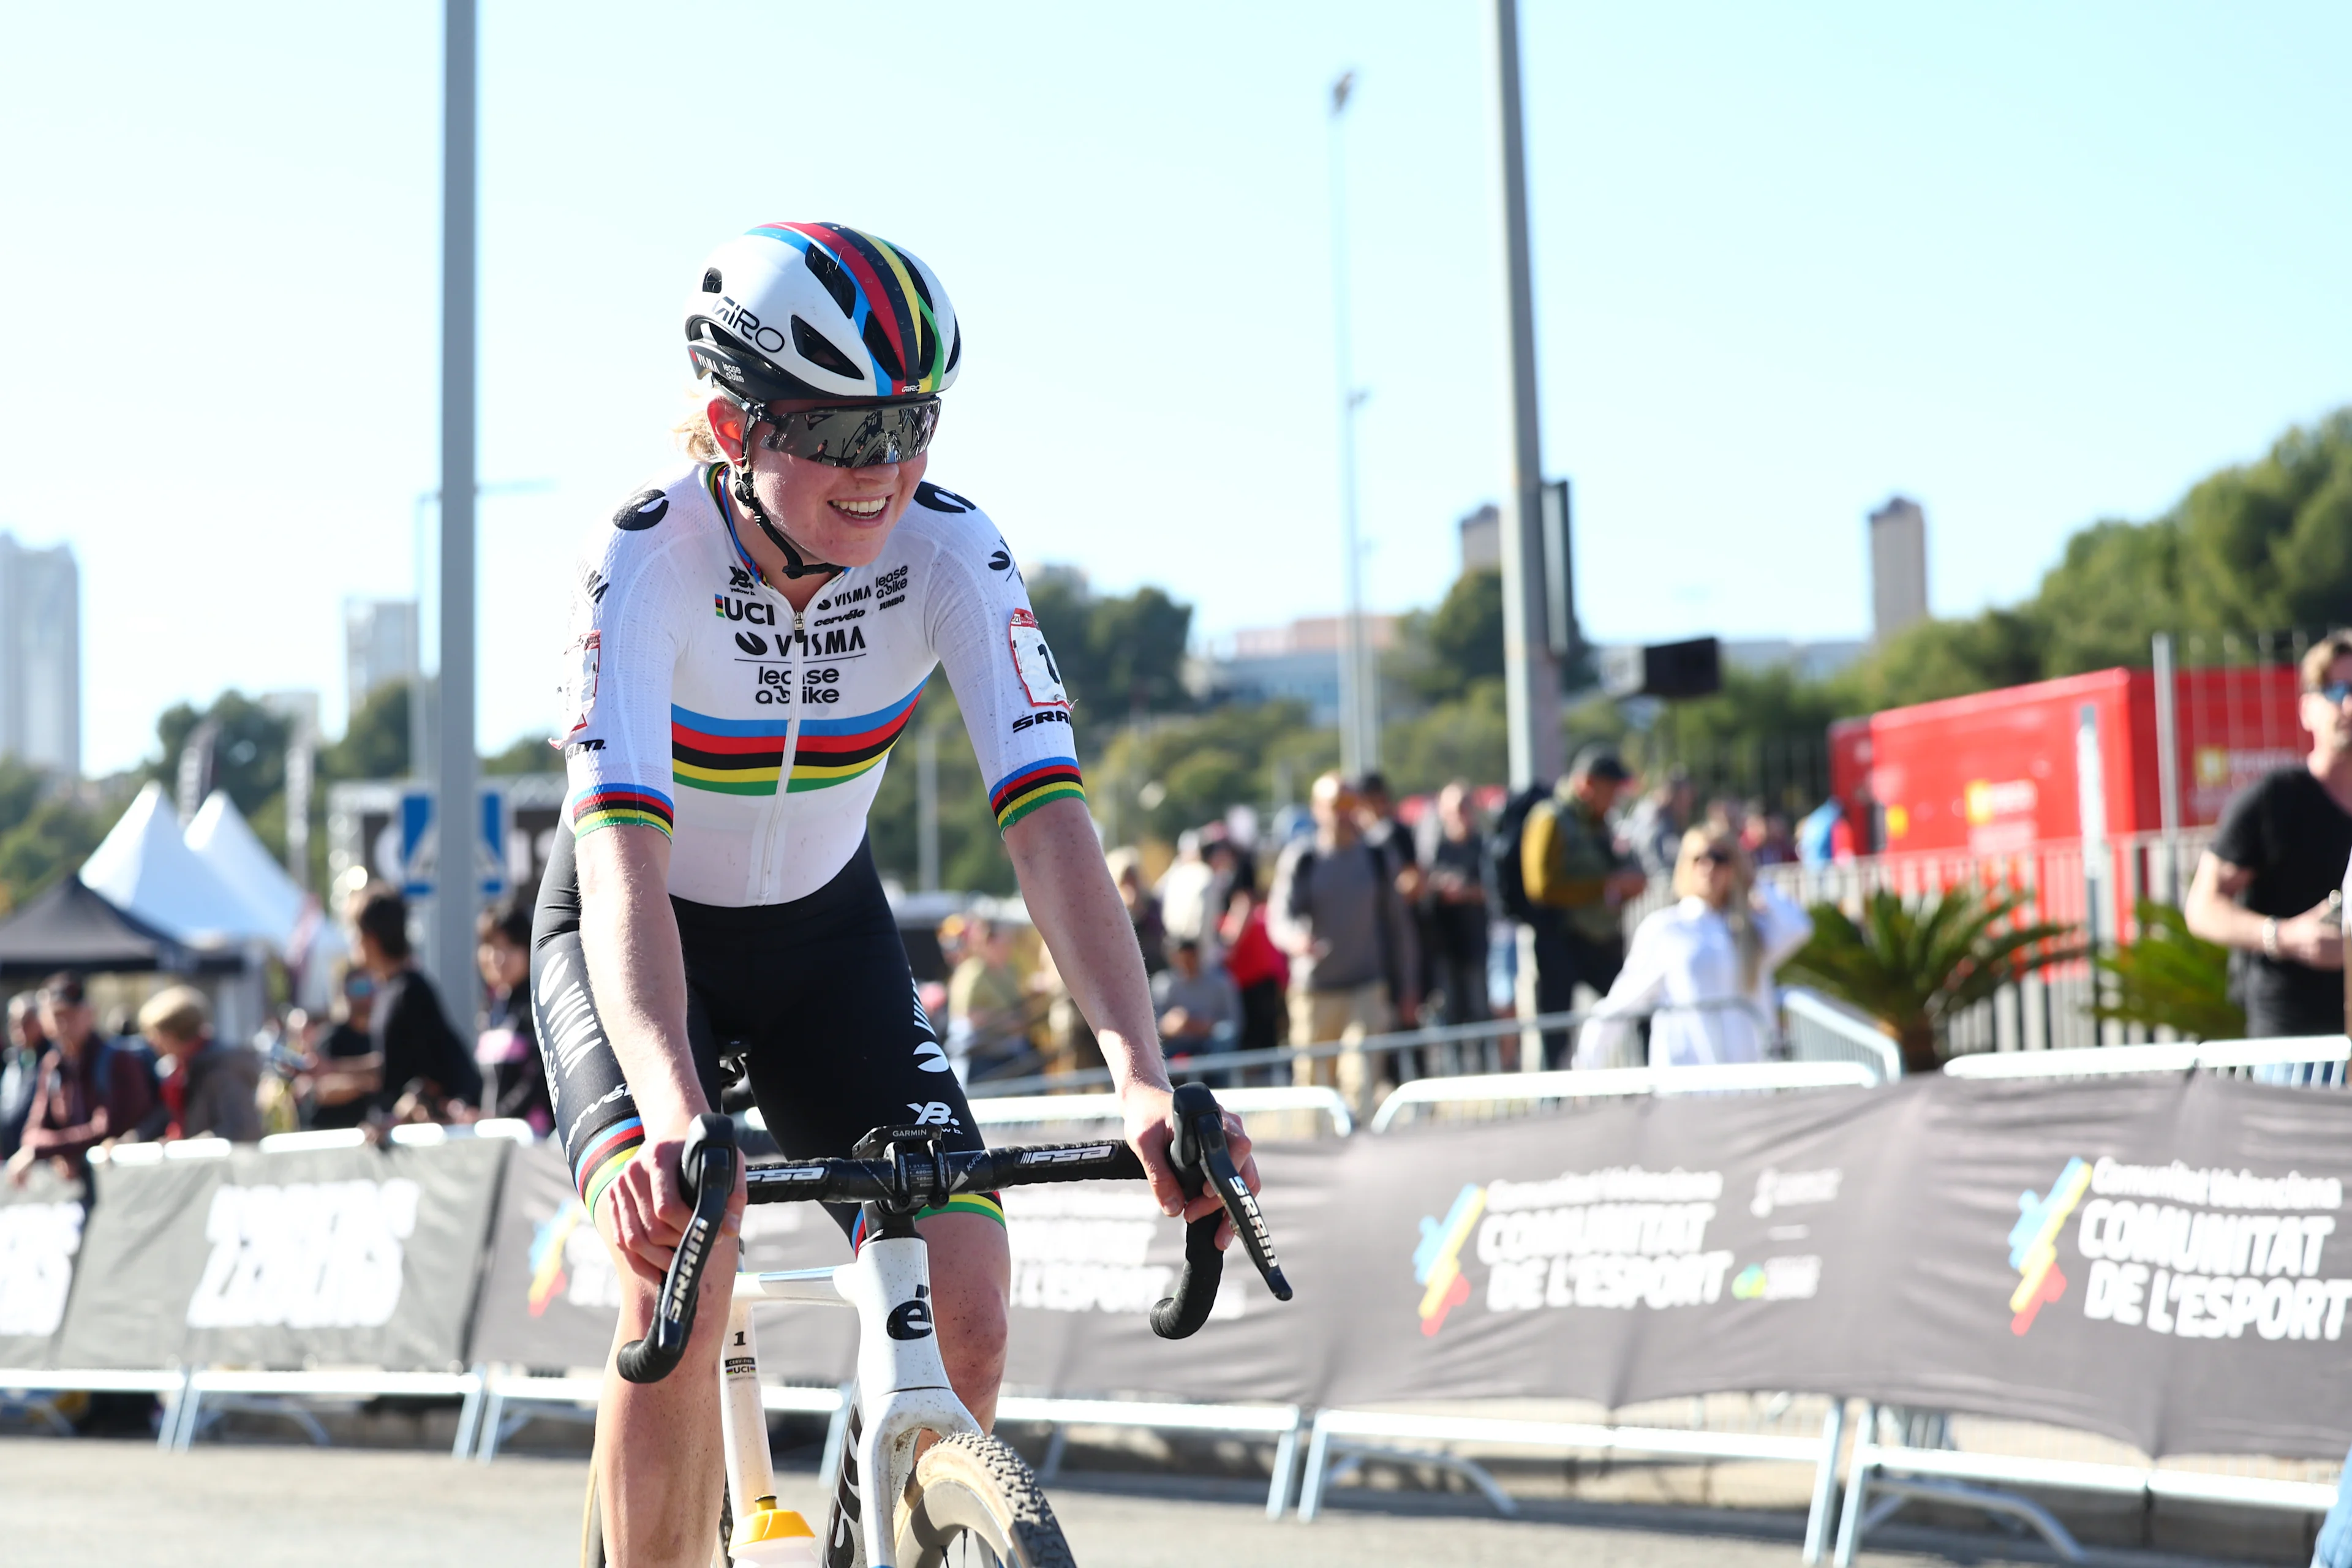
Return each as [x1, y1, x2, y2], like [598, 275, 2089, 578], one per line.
[894, 1432, 1076, 1568]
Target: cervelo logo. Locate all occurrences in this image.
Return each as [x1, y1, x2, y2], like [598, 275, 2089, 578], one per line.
[0, 1200, 85, 1338]
[187, 1179, 421, 1330]
[886, 1283, 935, 1340]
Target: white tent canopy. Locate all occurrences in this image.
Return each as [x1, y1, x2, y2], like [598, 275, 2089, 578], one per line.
[80, 782, 274, 948]
[186, 790, 306, 946]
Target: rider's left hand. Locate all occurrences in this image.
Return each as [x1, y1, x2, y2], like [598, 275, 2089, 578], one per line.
[1121, 1083, 1261, 1252]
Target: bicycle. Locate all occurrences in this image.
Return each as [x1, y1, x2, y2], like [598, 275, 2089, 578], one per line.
[584, 1082, 1291, 1567]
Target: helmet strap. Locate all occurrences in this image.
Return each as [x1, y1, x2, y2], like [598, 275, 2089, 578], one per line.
[725, 401, 843, 583]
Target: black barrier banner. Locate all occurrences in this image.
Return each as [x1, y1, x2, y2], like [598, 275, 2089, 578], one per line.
[1820, 1074, 2352, 1460]
[0, 1165, 86, 1368]
[393, 1077, 2352, 1461]
[1311, 1088, 1897, 1410]
[468, 1140, 856, 1378]
[56, 1140, 508, 1371]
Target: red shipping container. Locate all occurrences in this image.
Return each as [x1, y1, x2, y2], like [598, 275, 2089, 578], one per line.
[1828, 666, 2305, 856]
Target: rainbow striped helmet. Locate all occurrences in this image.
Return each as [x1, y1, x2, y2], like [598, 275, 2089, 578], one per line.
[684, 222, 960, 405]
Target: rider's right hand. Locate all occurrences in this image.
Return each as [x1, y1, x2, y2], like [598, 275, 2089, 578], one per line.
[595, 1121, 747, 1285]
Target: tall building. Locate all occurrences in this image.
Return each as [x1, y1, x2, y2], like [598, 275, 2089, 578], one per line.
[1868, 496, 1929, 643]
[0, 533, 80, 776]
[344, 598, 419, 720]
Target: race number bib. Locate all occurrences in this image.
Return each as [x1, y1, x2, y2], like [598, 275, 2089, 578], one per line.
[1006, 609, 1069, 709]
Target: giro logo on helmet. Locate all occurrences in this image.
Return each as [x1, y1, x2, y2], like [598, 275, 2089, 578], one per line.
[710, 295, 788, 357]
[613, 489, 669, 531]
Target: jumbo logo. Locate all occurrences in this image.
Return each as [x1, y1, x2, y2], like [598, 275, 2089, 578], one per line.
[713, 594, 775, 626]
[2008, 1157, 2092, 1334]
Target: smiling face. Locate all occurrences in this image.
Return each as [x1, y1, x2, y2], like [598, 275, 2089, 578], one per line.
[709, 396, 929, 573]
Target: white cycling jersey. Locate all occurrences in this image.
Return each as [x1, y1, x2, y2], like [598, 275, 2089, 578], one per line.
[556, 464, 1084, 906]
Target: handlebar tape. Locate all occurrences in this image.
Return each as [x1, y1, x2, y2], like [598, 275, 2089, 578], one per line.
[616, 1113, 737, 1385]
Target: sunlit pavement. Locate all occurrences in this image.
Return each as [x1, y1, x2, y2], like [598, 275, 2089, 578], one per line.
[0, 1436, 2245, 1568]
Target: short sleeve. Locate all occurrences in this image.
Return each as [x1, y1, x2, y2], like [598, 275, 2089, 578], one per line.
[919, 500, 1087, 834]
[2209, 774, 2275, 874]
[559, 517, 685, 841]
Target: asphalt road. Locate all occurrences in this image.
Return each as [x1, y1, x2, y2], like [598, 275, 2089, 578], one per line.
[0, 1436, 2231, 1568]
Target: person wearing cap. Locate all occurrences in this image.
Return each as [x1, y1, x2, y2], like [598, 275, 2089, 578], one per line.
[1519, 745, 1651, 1066]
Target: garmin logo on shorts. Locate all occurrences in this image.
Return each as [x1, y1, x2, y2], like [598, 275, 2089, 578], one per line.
[614, 489, 669, 531]
[186, 1178, 421, 1330]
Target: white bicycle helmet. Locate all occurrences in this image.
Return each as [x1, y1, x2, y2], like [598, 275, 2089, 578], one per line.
[684, 222, 960, 405]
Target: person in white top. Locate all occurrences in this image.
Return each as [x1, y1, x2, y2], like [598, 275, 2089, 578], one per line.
[1574, 827, 1814, 1068]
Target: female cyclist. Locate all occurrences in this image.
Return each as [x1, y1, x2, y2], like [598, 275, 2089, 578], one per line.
[532, 221, 1257, 1566]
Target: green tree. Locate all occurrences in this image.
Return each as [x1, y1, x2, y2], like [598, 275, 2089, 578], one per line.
[322, 683, 412, 783]
[2091, 900, 2244, 1041]
[1390, 569, 1504, 706]
[484, 731, 564, 775]
[1379, 679, 1509, 796]
[2176, 410, 2352, 635]
[150, 691, 293, 822]
[1085, 587, 1193, 718]
[0, 791, 116, 913]
[1781, 888, 2084, 1074]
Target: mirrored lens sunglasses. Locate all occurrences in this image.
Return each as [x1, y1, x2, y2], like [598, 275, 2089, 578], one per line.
[760, 398, 940, 469]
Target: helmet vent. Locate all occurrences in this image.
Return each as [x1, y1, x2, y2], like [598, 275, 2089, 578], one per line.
[701, 268, 723, 294]
[804, 244, 858, 317]
[862, 315, 904, 383]
[944, 324, 962, 375]
[791, 316, 864, 381]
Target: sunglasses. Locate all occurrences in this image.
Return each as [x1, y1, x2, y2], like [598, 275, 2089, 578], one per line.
[757, 398, 940, 469]
[2313, 681, 2352, 706]
[1694, 847, 1737, 866]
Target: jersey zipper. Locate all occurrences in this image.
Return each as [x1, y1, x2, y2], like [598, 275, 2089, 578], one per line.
[762, 602, 809, 903]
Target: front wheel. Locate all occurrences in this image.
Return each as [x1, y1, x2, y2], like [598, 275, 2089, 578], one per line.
[894, 1433, 1075, 1568]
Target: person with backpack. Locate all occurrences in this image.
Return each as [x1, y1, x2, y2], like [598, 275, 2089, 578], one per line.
[1269, 772, 1420, 1111]
[4, 972, 157, 1185]
[1501, 745, 1650, 1068]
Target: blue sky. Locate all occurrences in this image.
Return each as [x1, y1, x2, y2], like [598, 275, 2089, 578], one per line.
[4, 2, 2346, 774]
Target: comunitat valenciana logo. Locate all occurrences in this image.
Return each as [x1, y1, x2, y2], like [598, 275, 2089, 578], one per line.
[1411, 1165, 1828, 1338]
[2008, 1156, 2352, 1343]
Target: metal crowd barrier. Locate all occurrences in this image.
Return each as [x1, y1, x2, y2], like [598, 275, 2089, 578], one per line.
[1297, 1402, 1851, 1559]
[1368, 1060, 1882, 1133]
[1818, 1034, 2352, 1563]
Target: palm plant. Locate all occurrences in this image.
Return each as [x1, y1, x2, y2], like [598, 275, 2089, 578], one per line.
[1781, 886, 2086, 1074]
[2090, 899, 2244, 1041]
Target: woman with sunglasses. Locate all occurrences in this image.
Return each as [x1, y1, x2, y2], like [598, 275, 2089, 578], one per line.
[1572, 827, 1814, 1069]
[532, 223, 1255, 1566]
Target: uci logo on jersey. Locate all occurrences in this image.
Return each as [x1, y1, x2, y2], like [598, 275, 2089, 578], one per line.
[714, 594, 775, 626]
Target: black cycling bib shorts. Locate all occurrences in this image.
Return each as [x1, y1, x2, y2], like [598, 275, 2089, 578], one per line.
[530, 830, 998, 1237]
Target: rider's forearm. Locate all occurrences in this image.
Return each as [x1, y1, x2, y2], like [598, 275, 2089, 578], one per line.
[1005, 799, 1170, 1096]
[574, 826, 705, 1130]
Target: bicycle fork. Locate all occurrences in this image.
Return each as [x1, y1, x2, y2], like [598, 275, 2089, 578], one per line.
[736, 1235, 979, 1568]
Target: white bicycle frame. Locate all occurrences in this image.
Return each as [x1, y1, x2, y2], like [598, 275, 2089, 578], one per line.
[720, 1237, 976, 1568]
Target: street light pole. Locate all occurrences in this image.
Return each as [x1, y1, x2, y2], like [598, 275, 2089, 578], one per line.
[1490, 0, 1561, 793]
[1329, 70, 1377, 776]
[435, 0, 479, 1015]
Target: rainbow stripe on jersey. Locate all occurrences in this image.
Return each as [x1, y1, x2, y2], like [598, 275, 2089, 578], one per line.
[569, 784, 674, 839]
[671, 706, 788, 795]
[670, 688, 922, 797]
[789, 686, 921, 792]
[573, 1115, 644, 1217]
[989, 756, 1084, 832]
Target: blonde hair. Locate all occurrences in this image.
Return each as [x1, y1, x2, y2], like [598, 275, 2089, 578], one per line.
[675, 396, 725, 464]
[1671, 827, 1763, 990]
[2301, 633, 2352, 692]
[138, 985, 210, 1045]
